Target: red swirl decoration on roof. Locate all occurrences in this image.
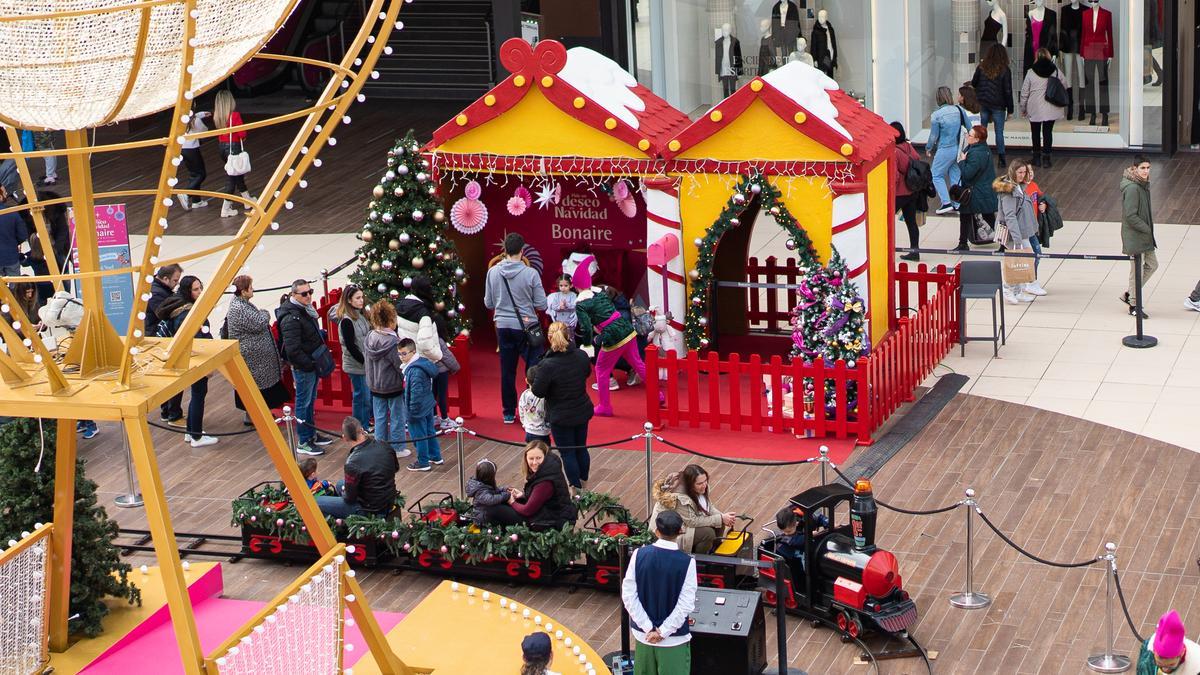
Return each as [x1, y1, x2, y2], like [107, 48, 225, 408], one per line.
[499, 38, 567, 76]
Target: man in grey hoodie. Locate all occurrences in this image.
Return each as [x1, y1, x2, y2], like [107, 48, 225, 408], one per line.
[484, 233, 548, 423]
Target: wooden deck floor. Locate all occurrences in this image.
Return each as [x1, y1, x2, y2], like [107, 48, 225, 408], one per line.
[73, 373, 1199, 674]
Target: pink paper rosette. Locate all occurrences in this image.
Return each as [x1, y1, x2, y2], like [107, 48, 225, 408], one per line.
[506, 196, 527, 216]
[450, 197, 488, 234]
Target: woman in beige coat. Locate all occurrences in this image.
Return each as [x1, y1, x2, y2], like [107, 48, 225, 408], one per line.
[650, 464, 736, 554]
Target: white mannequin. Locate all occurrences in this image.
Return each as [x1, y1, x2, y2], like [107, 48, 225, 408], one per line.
[813, 9, 835, 73]
[1029, 0, 1045, 23]
[984, 0, 1008, 48]
[794, 36, 814, 66]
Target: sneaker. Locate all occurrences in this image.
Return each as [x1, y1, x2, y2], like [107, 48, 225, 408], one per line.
[296, 443, 324, 456]
[439, 417, 456, 430]
[178, 194, 191, 210]
[949, 245, 970, 253]
[900, 252, 920, 262]
[406, 461, 432, 472]
[220, 201, 239, 218]
[591, 377, 619, 391]
[189, 435, 218, 448]
[430, 458, 445, 466]
[42, 176, 57, 185]
[1185, 298, 1200, 312]
[312, 434, 335, 446]
[191, 199, 209, 209]
[242, 412, 253, 426]
[1118, 292, 1132, 307]
[1023, 281, 1048, 297]
[166, 416, 187, 428]
[502, 414, 516, 424]
[395, 448, 412, 458]
[626, 372, 641, 387]
[1016, 292, 1036, 303]
[935, 204, 956, 215]
[1003, 290, 1023, 305]
[82, 426, 99, 440]
[1129, 306, 1149, 319]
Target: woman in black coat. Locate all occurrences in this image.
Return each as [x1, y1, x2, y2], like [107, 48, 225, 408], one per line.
[971, 43, 1014, 169]
[529, 321, 594, 490]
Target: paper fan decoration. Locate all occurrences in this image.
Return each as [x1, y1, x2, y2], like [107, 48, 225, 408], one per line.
[515, 184, 533, 207]
[451, 196, 488, 234]
[613, 179, 631, 201]
[616, 196, 637, 218]
[464, 179, 483, 200]
[506, 196, 528, 216]
[522, 243, 544, 274]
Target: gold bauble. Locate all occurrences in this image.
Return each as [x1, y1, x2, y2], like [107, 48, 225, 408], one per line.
[361, 230, 373, 242]
[372, 185, 385, 199]
[433, 210, 445, 223]
[412, 256, 425, 269]
[688, 269, 700, 280]
[389, 239, 400, 250]
[435, 301, 446, 311]
[370, 262, 381, 272]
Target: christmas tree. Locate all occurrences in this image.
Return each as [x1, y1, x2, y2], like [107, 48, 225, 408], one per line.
[0, 418, 141, 636]
[350, 130, 468, 334]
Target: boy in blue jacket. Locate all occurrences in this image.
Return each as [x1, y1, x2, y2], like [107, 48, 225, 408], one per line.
[398, 338, 443, 472]
[774, 505, 829, 571]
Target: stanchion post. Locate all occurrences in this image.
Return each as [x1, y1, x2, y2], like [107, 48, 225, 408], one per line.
[1088, 543, 1131, 673]
[1123, 254, 1158, 349]
[949, 488, 991, 609]
[281, 405, 297, 463]
[764, 555, 806, 675]
[643, 422, 654, 520]
[113, 433, 143, 508]
[455, 416, 466, 499]
[618, 541, 631, 665]
[818, 445, 829, 486]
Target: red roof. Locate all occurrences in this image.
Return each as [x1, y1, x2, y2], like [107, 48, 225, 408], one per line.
[430, 39, 690, 157]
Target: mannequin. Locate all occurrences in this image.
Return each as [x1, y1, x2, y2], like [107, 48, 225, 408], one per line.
[810, 9, 837, 77]
[715, 23, 743, 98]
[771, 1, 802, 54]
[1080, 0, 1113, 126]
[1023, 0, 1058, 75]
[979, 0, 1008, 60]
[1059, 0, 1087, 120]
[757, 19, 777, 76]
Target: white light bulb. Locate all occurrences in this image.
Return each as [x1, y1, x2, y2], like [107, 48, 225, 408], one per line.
[384, 46, 393, 55]
[370, 71, 380, 80]
[182, 561, 190, 571]
[285, 201, 294, 209]
[270, 222, 280, 231]
[133, 329, 143, 338]
[314, 125, 323, 133]
[313, 158, 323, 167]
[357, 94, 366, 103]
[299, 180, 308, 189]
[328, 137, 337, 146]
[171, 156, 182, 166]
[140, 565, 148, 574]
[343, 115, 352, 124]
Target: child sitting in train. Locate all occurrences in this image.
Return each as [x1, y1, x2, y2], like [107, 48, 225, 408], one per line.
[467, 459, 522, 527]
[774, 505, 829, 570]
[300, 458, 338, 498]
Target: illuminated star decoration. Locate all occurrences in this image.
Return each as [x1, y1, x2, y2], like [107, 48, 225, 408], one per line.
[534, 182, 556, 210]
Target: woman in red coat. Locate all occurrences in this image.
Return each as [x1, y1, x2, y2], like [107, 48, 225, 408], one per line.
[214, 90, 251, 218]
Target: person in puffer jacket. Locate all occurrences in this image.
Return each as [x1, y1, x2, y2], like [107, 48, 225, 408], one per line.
[994, 161, 1045, 303]
[394, 276, 443, 364]
[466, 459, 521, 526]
[364, 300, 409, 458]
[398, 337, 443, 472]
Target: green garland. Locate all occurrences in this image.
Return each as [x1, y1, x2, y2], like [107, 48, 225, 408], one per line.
[685, 173, 820, 349]
[231, 484, 650, 569]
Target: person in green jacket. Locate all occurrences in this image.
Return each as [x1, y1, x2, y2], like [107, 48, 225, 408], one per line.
[952, 125, 998, 252]
[571, 255, 647, 417]
[1120, 156, 1156, 319]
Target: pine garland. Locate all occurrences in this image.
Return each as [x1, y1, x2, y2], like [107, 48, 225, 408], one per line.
[350, 130, 470, 333]
[0, 419, 141, 637]
[685, 174, 819, 349]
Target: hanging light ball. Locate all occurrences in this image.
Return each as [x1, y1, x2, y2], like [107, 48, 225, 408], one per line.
[454, 267, 465, 278]
[377, 283, 388, 294]
[700, 338, 710, 347]
[360, 230, 373, 242]
[398, 232, 411, 245]
[769, 206, 781, 216]
[427, 186, 437, 196]
[698, 317, 708, 326]
[412, 209, 424, 222]
[692, 296, 703, 306]
[387, 149, 396, 157]
[388, 239, 400, 250]
[393, 186, 405, 197]
[388, 289, 400, 299]
[847, 359, 856, 368]
[357, 254, 367, 262]
[402, 276, 413, 288]
[421, 159, 430, 168]
[693, 238, 703, 248]
[372, 185, 385, 199]
[381, 259, 393, 270]
[785, 239, 797, 251]
[412, 256, 425, 269]
[387, 157, 396, 167]
[397, 164, 410, 175]
[370, 262, 381, 272]
[381, 212, 394, 224]
[434, 209, 445, 223]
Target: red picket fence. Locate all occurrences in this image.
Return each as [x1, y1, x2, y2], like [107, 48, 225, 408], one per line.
[646, 263, 959, 445]
[280, 290, 475, 420]
[745, 256, 803, 332]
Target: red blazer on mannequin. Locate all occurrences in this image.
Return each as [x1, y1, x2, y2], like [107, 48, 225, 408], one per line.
[1080, 6, 1113, 61]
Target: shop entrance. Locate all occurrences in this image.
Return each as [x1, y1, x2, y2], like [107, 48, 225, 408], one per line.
[1181, 0, 1200, 148]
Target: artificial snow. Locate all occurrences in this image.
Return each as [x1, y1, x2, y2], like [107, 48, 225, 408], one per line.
[559, 47, 646, 129]
[761, 61, 852, 141]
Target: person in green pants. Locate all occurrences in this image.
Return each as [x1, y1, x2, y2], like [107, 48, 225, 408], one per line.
[621, 510, 697, 674]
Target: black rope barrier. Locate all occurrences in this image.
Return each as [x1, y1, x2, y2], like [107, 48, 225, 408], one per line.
[893, 247, 1133, 262]
[1113, 568, 1147, 644]
[829, 464, 963, 515]
[975, 509, 1101, 569]
[220, 255, 358, 295]
[466, 429, 639, 451]
[147, 421, 258, 437]
[295, 418, 445, 445]
[654, 435, 821, 467]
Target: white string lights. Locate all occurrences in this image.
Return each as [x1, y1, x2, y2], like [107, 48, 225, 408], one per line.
[0, 527, 49, 675]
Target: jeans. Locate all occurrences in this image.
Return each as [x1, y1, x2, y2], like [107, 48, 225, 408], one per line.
[1029, 120, 1055, 157]
[433, 370, 450, 419]
[181, 147, 206, 192]
[931, 145, 961, 207]
[980, 108, 1007, 158]
[497, 328, 543, 416]
[896, 194, 919, 250]
[292, 367, 319, 444]
[550, 422, 590, 488]
[0, 263, 20, 277]
[408, 413, 441, 466]
[187, 376, 208, 441]
[372, 394, 407, 451]
[316, 495, 363, 519]
[1027, 235, 1043, 275]
[162, 392, 184, 421]
[347, 373, 372, 428]
[219, 142, 248, 194]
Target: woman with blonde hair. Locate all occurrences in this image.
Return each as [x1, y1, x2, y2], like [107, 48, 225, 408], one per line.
[650, 464, 736, 554]
[213, 90, 251, 218]
[994, 159, 1043, 303]
[508, 440, 576, 530]
[528, 322, 593, 489]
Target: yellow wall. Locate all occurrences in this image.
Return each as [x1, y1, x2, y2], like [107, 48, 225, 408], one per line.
[866, 161, 891, 345]
[438, 87, 647, 158]
[676, 99, 846, 162]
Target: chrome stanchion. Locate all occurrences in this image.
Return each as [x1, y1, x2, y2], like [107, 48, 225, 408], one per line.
[818, 445, 829, 485]
[280, 405, 297, 463]
[113, 434, 143, 508]
[643, 422, 654, 519]
[455, 416, 467, 499]
[949, 488, 991, 609]
[1088, 543, 1131, 673]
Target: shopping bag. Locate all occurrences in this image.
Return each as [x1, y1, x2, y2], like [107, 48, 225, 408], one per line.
[1002, 253, 1036, 285]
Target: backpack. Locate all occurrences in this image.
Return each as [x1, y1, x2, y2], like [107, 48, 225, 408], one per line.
[271, 319, 288, 364]
[905, 156, 933, 193]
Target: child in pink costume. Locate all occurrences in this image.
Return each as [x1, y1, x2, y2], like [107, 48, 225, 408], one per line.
[571, 256, 648, 417]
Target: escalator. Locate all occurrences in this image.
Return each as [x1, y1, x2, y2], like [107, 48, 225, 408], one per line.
[366, 0, 495, 101]
[229, 0, 363, 98]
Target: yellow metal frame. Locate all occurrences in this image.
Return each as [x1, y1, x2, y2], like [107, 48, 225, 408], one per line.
[0, 1, 421, 673]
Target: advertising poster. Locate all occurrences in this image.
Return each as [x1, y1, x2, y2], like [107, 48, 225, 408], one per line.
[68, 204, 134, 333]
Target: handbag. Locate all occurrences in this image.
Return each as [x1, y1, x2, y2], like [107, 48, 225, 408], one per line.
[224, 139, 251, 176]
[500, 274, 545, 349]
[1044, 75, 1069, 108]
[974, 215, 996, 244]
[949, 183, 972, 206]
[310, 343, 335, 378]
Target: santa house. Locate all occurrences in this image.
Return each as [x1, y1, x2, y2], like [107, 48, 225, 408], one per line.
[426, 38, 960, 444]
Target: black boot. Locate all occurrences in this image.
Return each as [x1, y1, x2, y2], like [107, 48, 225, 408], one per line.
[1032, 153, 1043, 167]
[1090, 113, 1097, 126]
[997, 154, 1006, 170]
[1066, 90, 1074, 120]
[1101, 113, 1109, 127]
[1042, 154, 1052, 168]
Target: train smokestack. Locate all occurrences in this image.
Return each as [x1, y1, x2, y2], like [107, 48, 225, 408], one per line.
[850, 479, 877, 551]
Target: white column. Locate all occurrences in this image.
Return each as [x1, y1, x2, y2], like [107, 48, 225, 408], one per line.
[830, 190, 870, 311]
[643, 177, 687, 341]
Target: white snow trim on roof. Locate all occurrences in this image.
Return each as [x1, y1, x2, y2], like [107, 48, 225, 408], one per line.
[559, 47, 646, 130]
[761, 61, 852, 141]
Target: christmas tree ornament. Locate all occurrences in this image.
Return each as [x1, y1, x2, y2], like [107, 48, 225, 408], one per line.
[733, 193, 746, 205]
[770, 206, 781, 216]
[389, 289, 400, 299]
[421, 159, 430, 168]
[393, 186, 405, 197]
[428, 242, 438, 252]
[464, 180, 482, 200]
[433, 209, 445, 223]
[397, 164, 409, 175]
[381, 259, 393, 270]
[454, 267, 465, 278]
[377, 283, 388, 293]
[360, 230, 373, 242]
[435, 301, 445, 311]
[398, 232, 411, 244]
[368, 210, 378, 220]
[381, 212, 393, 224]
[412, 209, 424, 222]
[693, 238, 703, 247]
[372, 185, 384, 199]
[688, 269, 699, 280]
[785, 239, 796, 251]
[729, 217, 740, 226]
[507, 196, 527, 216]
[411, 256, 425, 269]
[370, 262, 381, 272]
[447, 309, 457, 318]
[450, 195, 487, 234]
[416, 172, 427, 182]
[402, 277, 413, 288]
[384, 170, 395, 181]
[533, 182, 557, 209]
[750, 184, 762, 194]
[389, 239, 400, 250]
[427, 186, 437, 196]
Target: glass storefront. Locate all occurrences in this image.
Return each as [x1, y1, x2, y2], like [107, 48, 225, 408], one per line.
[636, 0, 1164, 150]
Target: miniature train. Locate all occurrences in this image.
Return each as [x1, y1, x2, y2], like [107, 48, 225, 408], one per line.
[231, 477, 917, 641]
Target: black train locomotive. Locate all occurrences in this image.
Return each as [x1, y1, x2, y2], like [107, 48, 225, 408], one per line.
[756, 479, 918, 640]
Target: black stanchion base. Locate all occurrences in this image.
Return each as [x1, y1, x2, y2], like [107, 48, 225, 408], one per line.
[764, 668, 809, 675]
[1122, 334, 1158, 349]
